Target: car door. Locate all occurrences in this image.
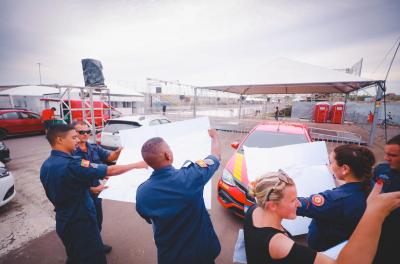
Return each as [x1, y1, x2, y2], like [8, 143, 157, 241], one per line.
[18, 112, 37, 133]
[26, 112, 45, 132]
[0, 111, 21, 135]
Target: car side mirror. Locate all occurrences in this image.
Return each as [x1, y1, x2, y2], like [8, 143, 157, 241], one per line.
[231, 141, 239, 149]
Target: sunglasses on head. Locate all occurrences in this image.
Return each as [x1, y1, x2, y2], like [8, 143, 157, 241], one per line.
[77, 130, 91, 135]
[266, 170, 290, 201]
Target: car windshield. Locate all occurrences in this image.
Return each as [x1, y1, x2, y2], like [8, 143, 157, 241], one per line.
[103, 121, 141, 133]
[239, 130, 308, 152]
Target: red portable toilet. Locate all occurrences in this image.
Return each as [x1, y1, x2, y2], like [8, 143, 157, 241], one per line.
[314, 102, 330, 123]
[331, 102, 345, 124]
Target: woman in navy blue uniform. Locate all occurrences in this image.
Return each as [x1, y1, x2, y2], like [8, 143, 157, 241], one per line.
[297, 144, 376, 251]
[243, 171, 400, 264]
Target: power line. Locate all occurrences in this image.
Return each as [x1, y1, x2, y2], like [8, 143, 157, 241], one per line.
[384, 38, 400, 82]
[371, 35, 400, 78]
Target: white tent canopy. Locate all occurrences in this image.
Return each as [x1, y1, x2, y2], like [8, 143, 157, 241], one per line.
[197, 58, 382, 94]
[0, 85, 60, 96]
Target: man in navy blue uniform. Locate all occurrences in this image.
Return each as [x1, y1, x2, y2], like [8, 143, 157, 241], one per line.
[372, 134, 400, 264]
[40, 124, 147, 264]
[72, 121, 122, 253]
[136, 129, 221, 264]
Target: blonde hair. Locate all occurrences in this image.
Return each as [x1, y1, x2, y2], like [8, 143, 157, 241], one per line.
[248, 170, 295, 208]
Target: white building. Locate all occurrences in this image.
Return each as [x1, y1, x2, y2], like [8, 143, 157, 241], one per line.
[0, 85, 144, 115]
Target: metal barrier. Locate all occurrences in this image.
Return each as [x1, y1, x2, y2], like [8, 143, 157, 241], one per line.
[309, 127, 365, 145]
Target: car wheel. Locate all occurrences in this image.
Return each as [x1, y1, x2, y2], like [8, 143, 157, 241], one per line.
[0, 129, 7, 140]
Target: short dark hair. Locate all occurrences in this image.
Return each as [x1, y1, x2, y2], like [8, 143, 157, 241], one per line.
[51, 107, 56, 111]
[71, 120, 87, 129]
[46, 124, 74, 146]
[387, 135, 400, 145]
[141, 137, 166, 167]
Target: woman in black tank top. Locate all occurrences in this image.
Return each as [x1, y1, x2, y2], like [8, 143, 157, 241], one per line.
[243, 170, 400, 264]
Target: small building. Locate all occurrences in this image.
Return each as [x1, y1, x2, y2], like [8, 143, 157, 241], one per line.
[0, 85, 144, 115]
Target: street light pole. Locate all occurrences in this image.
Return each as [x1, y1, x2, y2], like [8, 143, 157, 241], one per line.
[37, 62, 42, 84]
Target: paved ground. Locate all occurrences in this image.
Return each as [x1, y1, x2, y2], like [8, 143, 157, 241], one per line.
[0, 122, 245, 264]
[0, 116, 397, 263]
[0, 135, 55, 257]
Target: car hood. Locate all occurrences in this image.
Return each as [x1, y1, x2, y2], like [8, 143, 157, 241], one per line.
[225, 152, 249, 188]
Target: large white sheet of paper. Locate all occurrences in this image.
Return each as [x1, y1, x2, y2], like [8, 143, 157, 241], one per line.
[99, 117, 213, 209]
[244, 142, 336, 235]
[323, 241, 347, 259]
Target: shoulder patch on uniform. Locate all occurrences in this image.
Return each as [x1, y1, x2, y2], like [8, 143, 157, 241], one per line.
[196, 159, 208, 168]
[81, 159, 90, 168]
[312, 194, 325, 207]
[204, 158, 215, 166]
[90, 163, 98, 168]
[182, 160, 193, 168]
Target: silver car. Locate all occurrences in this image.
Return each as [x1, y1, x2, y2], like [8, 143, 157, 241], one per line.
[99, 115, 171, 150]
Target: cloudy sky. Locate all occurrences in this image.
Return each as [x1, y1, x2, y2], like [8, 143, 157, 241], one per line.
[0, 0, 399, 94]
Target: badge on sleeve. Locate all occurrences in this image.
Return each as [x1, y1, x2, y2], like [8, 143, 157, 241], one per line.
[90, 163, 98, 169]
[312, 194, 325, 206]
[196, 160, 208, 168]
[182, 160, 193, 168]
[81, 159, 90, 168]
[204, 158, 214, 166]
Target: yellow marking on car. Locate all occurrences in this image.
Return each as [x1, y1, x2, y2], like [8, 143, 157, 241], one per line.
[221, 183, 230, 190]
[233, 154, 244, 180]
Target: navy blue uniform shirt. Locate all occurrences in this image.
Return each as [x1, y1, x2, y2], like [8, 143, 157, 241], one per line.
[297, 182, 367, 251]
[73, 143, 110, 196]
[372, 163, 400, 264]
[73, 143, 110, 165]
[136, 155, 221, 264]
[72, 143, 110, 232]
[40, 150, 107, 236]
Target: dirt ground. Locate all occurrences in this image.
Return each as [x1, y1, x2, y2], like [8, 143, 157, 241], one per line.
[0, 116, 398, 263]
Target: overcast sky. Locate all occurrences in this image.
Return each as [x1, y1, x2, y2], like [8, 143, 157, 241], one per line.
[0, 0, 399, 94]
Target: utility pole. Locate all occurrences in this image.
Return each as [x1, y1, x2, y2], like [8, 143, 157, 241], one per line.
[37, 62, 42, 84]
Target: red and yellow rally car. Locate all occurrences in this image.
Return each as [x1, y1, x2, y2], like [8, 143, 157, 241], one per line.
[217, 122, 312, 217]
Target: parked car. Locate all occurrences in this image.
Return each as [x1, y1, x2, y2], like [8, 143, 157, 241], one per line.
[0, 108, 45, 139]
[0, 141, 10, 163]
[217, 122, 312, 217]
[0, 161, 15, 207]
[99, 115, 171, 150]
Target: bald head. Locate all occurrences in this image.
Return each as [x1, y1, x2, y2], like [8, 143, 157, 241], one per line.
[141, 137, 173, 169]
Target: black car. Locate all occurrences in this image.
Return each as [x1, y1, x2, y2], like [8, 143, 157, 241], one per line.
[0, 141, 10, 163]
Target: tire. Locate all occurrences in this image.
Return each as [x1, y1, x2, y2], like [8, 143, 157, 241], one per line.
[0, 129, 7, 140]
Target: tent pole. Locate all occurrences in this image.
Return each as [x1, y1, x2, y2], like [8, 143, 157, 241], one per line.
[193, 87, 197, 118]
[9, 95, 14, 108]
[238, 95, 243, 119]
[368, 82, 385, 146]
[342, 93, 349, 124]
